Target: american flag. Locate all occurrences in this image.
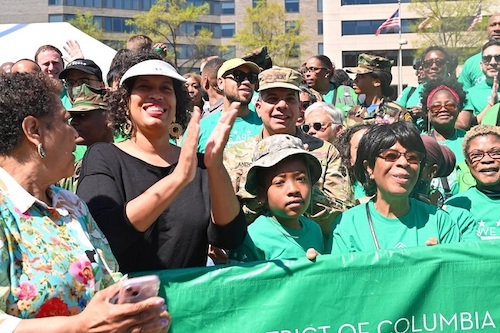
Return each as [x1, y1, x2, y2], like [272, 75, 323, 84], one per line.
[467, 9, 482, 31]
[375, 9, 400, 36]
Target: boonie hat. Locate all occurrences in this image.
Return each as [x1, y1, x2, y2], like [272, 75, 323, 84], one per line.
[245, 134, 322, 195]
[346, 53, 393, 74]
[258, 66, 302, 92]
[60, 58, 103, 82]
[120, 59, 187, 86]
[217, 58, 260, 79]
[67, 85, 107, 112]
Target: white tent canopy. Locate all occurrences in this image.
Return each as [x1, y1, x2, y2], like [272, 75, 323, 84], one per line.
[0, 22, 117, 80]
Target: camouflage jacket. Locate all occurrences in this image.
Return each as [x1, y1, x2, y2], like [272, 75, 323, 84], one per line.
[223, 128, 354, 235]
[346, 99, 413, 127]
[58, 159, 82, 193]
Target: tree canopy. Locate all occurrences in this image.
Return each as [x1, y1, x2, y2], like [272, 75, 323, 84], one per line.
[410, 0, 493, 62]
[233, 0, 306, 68]
[127, 0, 215, 71]
[67, 11, 104, 41]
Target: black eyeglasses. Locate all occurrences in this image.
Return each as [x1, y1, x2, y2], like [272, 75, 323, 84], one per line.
[64, 78, 101, 88]
[422, 58, 446, 69]
[378, 149, 424, 164]
[300, 101, 312, 110]
[467, 148, 500, 163]
[302, 122, 332, 132]
[481, 54, 500, 64]
[428, 103, 458, 113]
[224, 70, 258, 84]
[302, 67, 327, 74]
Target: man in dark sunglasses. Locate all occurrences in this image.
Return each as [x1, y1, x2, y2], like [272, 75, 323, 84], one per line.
[459, 13, 500, 91]
[224, 66, 353, 236]
[461, 40, 500, 127]
[195, 58, 262, 153]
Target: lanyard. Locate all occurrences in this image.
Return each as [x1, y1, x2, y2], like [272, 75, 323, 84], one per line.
[365, 203, 381, 250]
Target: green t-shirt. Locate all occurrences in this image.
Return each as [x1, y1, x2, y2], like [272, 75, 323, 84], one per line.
[193, 106, 263, 153]
[462, 80, 500, 116]
[229, 215, 324, 262]
[396, 84, 427, 132]
[458, 52, 485, 91]
[441, 204, 479, 242]
[446, 186, 500, 240]
[322, 83, 358, 117]
[328, 199, 460, 254]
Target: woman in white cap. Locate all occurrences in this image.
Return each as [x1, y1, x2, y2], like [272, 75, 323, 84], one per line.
[77, 57, 246, 273]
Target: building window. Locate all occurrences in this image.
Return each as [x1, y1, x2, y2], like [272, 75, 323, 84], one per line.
[317, 0, 322, 12]
[48, 0, 63, 4]
[318, 43, 324, 54]
[285, 20, 299, 34]
[285, 0, 299, 13]
[342, 49, 416, 67]
[253, 0, 266, 7]
[318, 19, 323, 35]
[49, 14, 64, 21]
[221, 23, 235, 38]
[221, 1, 235, 15]
[342, 19, 417, 35]
[210, 1, 221, 15]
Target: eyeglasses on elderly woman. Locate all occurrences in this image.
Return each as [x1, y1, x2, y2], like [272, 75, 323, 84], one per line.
[377, 149, 425, 164]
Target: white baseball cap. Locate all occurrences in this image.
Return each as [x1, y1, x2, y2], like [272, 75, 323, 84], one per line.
[119, 59, 187, 86]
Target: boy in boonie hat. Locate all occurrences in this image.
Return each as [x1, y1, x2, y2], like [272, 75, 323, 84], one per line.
[229, 134, 324, 262]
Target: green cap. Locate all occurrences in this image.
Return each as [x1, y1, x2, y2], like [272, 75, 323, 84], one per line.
[258, 66, 302, 92]
[346, 53, 393, 74]
[245, 134, 322, 195]
[67, 85, 107, 112]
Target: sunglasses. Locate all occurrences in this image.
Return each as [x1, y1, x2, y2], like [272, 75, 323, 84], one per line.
[422, 58, 446, 69]
[302, 122, 332, 132]
[300, 101, 312, 109]
[481, 54, 500, 64]
[428, 103, 457, 113]
[378, 149, 424, 164]
[467, 148, 500, 163]
[224, 70, 258, 84]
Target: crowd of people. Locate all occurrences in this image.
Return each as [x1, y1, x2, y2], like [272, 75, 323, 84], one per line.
[0, 13, 499, 331]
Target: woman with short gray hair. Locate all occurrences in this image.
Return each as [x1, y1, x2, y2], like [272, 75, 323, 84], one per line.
[303, 101, 344, 145]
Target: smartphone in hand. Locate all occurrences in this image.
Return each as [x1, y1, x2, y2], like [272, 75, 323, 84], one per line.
[114, 275, 161, 304]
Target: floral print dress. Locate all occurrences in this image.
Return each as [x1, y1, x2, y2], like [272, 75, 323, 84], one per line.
[0, 167, 121, 332]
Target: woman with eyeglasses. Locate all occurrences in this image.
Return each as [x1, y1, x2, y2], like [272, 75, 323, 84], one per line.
[327, 121, 460, 254]
[303, 102, 344, 145]
[303, 55, 357, 115]
[420, 77, 471, 199]
[396, 46, 458, 132]
[446, 125, 500, 241]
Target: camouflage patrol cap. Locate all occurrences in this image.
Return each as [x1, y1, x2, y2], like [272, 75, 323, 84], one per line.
[346, 53, 393, 74]
[67, 85, 107, 112]
[245, 134, 322, 195]
[258, 66, 302, 92]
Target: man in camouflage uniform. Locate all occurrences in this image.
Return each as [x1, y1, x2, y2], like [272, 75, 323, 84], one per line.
[345, 53, 413, 127]
[224, 66, 353, 236]
[58, 85, 111, 192]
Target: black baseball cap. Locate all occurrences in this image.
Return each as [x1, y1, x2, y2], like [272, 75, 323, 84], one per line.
[60, 58, 103, 82]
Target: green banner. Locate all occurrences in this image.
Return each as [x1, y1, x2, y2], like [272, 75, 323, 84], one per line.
[135, 241, 500, 333]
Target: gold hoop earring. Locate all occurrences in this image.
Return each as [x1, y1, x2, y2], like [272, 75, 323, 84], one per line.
[123, 118, 133, 136]
[169, 122, 183, 139]
[37, 143, 46, 159]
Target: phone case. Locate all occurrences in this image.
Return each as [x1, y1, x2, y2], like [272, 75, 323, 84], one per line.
[117, 275, 161, 304]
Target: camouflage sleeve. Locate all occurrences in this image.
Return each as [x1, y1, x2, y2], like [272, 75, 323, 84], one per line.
[307, 143, 355, 236]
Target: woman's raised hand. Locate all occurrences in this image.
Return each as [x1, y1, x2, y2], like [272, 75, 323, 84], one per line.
[174, 107, 202, 184]
[76, 282, 171, 333]
[204, 102, 239, 168]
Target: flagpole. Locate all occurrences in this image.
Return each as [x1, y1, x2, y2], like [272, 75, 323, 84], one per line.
[397, 0, 403, 96]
